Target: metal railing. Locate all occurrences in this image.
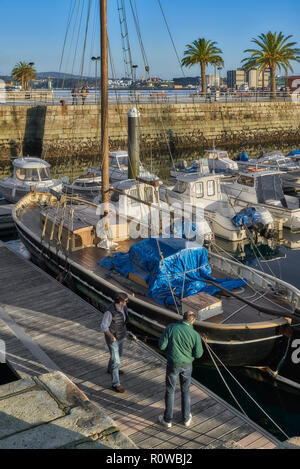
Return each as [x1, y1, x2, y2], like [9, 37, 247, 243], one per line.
[0, 89, 298, 106]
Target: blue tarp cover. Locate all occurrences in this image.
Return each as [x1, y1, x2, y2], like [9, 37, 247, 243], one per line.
[99, 238, 246, 306]
[238, 151, 249, 162]
[287, 150, 300, 156]
[232, 207, 263, 228]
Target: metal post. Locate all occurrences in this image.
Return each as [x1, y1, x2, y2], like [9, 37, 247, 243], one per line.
[100, 0, 109, 215]
[127, 107, 140, 180]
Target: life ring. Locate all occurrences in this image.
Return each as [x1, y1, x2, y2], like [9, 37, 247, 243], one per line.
[247, 167, 264, 172]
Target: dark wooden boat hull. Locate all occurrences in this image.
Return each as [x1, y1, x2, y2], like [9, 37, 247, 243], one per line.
[15, 221, 287, 368]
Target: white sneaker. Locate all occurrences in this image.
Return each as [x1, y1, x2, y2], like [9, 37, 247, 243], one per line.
[184, 414, 192, 427]
[158, 414, 172, 428]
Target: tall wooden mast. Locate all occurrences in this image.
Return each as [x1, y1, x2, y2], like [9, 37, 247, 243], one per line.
[100, 0, 109, 215]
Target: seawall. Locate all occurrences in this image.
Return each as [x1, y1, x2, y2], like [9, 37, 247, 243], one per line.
[0, 101, 299, 173]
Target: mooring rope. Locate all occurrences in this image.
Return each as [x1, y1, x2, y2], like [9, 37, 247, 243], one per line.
[203, 338, 290, 440]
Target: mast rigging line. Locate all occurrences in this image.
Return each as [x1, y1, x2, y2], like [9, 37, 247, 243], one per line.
[117, 0, 134, 79]
[128, 0, 150, 78]
[58, 0, 77, 85]
[157, 0, 186, 77]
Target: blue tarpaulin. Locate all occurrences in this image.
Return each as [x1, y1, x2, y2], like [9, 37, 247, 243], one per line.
[287, 150, 300, 156]
[238, 151, 249, 162]
[99, 238, 246, 306]
[232, 207, 263, 228]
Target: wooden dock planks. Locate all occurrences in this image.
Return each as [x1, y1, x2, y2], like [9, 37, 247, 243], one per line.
[0, 242, 279, 449]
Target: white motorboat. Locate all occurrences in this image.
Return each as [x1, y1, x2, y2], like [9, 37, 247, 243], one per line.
[237, 151, 300, 193]
[221, 168, 300, 231]
[205, 149, 239, 173]
[94, 178, 214, 245]
[237, 151, 299, 172]
[88, 150, 159, 183]
[159, 172, 274, 242]
[0, 157, 62, 204]
[170, 150, 238, 179]
[170, 158, 210, 179]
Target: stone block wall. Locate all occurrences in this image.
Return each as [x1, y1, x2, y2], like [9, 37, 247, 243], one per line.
[0, 101, 299, 164]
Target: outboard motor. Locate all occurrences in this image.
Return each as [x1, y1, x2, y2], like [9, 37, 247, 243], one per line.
[177, 159, 187, 170]
[232, 207, 274, 238]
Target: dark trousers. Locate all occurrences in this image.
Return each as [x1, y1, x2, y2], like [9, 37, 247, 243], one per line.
[164, 363, 192, 423]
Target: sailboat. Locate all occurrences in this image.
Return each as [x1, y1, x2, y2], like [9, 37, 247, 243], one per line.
[12, 0, 300, 371]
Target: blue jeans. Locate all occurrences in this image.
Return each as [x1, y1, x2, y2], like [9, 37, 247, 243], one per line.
[105, 336, 126, 387]
[164, 363, 193, 423]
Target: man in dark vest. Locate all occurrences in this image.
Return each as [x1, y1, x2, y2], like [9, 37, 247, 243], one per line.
[101, 292, 129, 393]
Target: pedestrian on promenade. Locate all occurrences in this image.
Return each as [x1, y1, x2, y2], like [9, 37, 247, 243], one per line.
[158, 311, 203, 428]
[71, 86, 79, 105]
[81, 86, 89, 105]
[101, 292, 129, 393]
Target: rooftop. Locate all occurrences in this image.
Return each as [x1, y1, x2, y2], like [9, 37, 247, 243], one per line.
[12, 157, 51, 169]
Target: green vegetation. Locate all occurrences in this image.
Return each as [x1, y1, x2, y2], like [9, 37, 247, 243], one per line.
[11, 61, 37, 90]
[242, 31, 300, 97]
[181, 38, 224, 96]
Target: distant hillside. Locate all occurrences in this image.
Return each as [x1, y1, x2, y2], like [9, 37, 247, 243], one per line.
[37, 72, 91, 79]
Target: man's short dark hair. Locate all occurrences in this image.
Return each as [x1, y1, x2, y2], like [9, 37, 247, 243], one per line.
[114, 292, 128, 304]
[183, 311, 196, 322]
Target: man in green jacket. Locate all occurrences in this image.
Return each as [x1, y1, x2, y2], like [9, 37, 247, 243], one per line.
[158, 311, 203, 428]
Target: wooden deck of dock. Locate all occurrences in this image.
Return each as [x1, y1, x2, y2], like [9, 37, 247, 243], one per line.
[0, 241, 280, 449]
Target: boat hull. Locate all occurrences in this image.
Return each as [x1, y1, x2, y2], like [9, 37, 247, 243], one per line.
[14, 220, 288, 368]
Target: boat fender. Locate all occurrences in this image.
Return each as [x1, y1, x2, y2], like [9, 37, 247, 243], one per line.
[238, 151, 249, 162]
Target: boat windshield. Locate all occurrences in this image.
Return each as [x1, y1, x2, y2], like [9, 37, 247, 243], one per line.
[277, 159, 292, 167]
[117, 156, 128, 167]
[110, 156, 128, 167]
[144, 186, 154, 203]
[15, 167, 51, 182]
[173, 181, 187, 194]
[39, 167, 51, 180]
[218, 152, 228, 159]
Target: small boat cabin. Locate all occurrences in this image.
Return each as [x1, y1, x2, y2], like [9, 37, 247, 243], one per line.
[12, 158, 53, 183]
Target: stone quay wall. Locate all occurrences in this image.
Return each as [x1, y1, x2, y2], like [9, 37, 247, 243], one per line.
[0, 101, 299, 162]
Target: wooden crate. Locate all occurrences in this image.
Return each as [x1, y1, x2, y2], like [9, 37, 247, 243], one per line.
[181, 292, 222, 321]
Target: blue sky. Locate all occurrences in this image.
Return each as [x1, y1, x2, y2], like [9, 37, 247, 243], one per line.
[0, 0, 300, 79]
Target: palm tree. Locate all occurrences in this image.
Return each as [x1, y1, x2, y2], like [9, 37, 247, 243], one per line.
[242, 31, 300, 98]
[11, 62, 37, 90]
[181, 39, 224, 97]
